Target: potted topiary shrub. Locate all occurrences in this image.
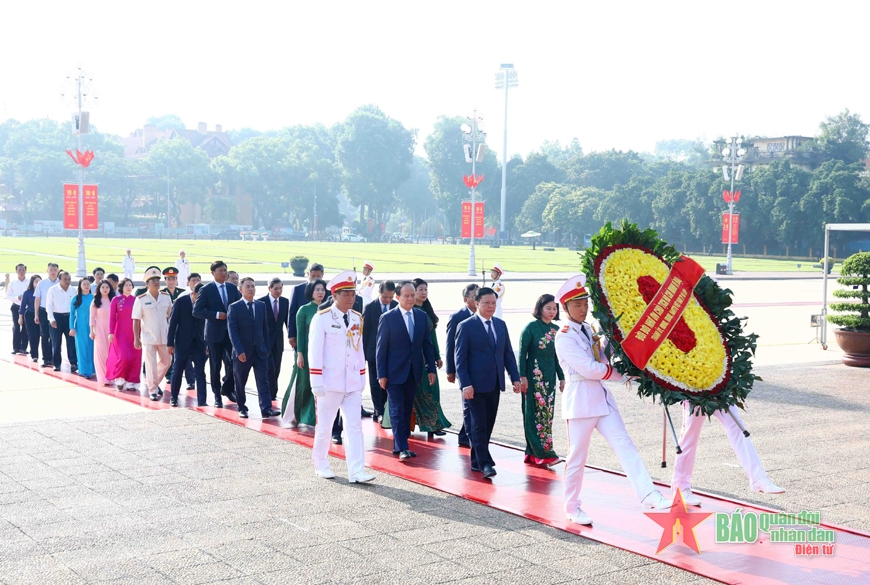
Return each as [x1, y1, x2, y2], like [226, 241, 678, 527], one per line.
[289, 255, 309, 277]
[828, 251, 870, 367]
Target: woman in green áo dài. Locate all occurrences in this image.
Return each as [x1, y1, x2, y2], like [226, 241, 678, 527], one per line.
[411, 278, 450, 437]
[281, 278, 327, 426]
[518, 294, 564, 467]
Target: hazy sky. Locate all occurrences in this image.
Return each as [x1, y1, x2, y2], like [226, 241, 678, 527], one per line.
[1, 1, 867, 160]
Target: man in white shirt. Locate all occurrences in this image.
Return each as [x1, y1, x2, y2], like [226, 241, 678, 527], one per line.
[6, 263, 29, 355]
[133, 267, 173, 401]
[33, 262, 60, 367]
[45, 271, 77, 372]
[175, 250, 190, 285]
[122, 250, 136, 280]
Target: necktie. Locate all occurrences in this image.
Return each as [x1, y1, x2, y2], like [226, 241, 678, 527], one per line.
[406, 311, 415, 339]
[247, 301, 253, 317]
[486, 320, 496, 346]
[581, 324, 591, 341]
[273, 298, 279, 321]
[343, 313, 349, 327]
[382, 303, 387, 314]
[220, 284, 227, 309]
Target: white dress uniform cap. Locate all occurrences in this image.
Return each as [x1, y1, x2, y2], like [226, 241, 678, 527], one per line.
[491, 263, 503, 276]
[143, 267, 162, 281]
[328, 270, 357, 295]
[363, 261, 374, 271]
[557, 274, 590, 305]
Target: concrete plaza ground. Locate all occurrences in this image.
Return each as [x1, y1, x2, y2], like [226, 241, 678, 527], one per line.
[0, 276, 866, 584]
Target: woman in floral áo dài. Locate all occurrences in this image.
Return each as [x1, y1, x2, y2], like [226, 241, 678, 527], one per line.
[518, 294, 564, 467]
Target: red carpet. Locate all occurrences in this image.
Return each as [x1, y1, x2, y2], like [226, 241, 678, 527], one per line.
[10, 355, 870, 585]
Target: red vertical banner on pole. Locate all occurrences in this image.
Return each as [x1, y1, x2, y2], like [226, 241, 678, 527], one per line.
[83, 185, 98, 230]
[63, 183, 78, 229]
[473, 201, 485, 238]
[721, 213, 740, 244]
[461, 201, 472, 238]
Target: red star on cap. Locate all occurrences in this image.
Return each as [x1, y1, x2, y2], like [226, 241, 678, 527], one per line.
[644, 488, 713, 554]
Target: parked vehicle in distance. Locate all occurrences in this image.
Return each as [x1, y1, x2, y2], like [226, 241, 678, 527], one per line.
[211, 229, 241, 240]
[341, 232, 366, 242]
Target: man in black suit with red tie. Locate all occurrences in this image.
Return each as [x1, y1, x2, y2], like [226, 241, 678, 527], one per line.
[259, 277, 290, 401]
[362, 280, 397, 421]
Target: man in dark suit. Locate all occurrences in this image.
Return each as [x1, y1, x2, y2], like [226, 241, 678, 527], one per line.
[259, 277, 289, 401]
[376, 281, 436, 460]
[362, 280, 397, 421]
[227, 277, 281, 419]
[288, 263, 327, 350]
[455, 287, 521, 479]
[167, 283, 208, 407]
[192, 260, 242, 407]
[446, 283, 479, 448]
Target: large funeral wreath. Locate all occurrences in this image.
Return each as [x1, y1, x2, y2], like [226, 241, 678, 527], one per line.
[581, 221, 760, 417]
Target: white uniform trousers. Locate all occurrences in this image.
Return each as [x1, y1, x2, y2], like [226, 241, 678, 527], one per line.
[312, 390, 365, 477]
[143, 344, 171, 392]
[564, 404, 656, 514]
[123, 270, 134, 280]
[672, 402, 768, 491]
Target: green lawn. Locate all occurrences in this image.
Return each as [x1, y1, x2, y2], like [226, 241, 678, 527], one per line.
[0, 237, 835, 275]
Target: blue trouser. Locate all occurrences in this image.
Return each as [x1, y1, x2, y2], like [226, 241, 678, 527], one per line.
[387, 377, 418, 453]
[38, 308, 52, 363]
[465, 388, 500, 469]
[49, 313, 76, 369]
[233, 353, 272, 414]
[171, 345, 208, 404]
[368, 359, 386, 417]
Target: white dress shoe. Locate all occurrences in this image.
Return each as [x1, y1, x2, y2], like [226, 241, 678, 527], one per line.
[676, 488, 702, 507]
[348, 472, 376, 484]
[641, 490, 674, 510]
[752, 479, 785, 494]
[566, 508, 593, 525]
[315, 468, 336, 479]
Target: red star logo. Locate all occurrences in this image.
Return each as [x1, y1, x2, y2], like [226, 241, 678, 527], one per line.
[644, 489, 713, 554]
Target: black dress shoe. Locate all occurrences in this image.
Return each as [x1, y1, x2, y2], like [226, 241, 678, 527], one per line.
[332, 435, 342, 445]
[239, 410, 249, 419]
[458, 441, 471, 448]
[54, 367, 62, 372]
[70, 365, 77, 373]
[186, 384, 195, 390]
[42, 362, 52, 368]
[31, 358, 38, 363]
[170, 399, 179, 407]
[157, 389, 164, 397]
[214, 398, 224, 408]
[149, 393, 159, 401]
[471, 465, 481, 472]
[399, 450, 413, 461]
[434, 430, 446, 436]
[361, 407, 373, 418]
[482, 465, 497, 479]
[261, 408, 281, 417]
[197, 401, 207, 407]
[10, 351, 17, 355]
[223, 392, 237, 403]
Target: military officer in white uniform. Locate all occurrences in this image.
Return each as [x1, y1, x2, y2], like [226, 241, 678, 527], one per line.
[132, 267, 173, 401]
[490, 263, 505, 320]
[309, 270, 376, 484]
[357, 261, 376, 308]
[555, 274, 671, 526]
[672, 403, 784, 505]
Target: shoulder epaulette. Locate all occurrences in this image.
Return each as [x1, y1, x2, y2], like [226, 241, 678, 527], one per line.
[137, 292, 148, 298]
[351, 309, 362, 316]
[318, 307, 331, 314]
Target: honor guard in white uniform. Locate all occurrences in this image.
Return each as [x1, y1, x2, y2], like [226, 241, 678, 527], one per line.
[122, 250, 136, 280]
[132, 267, 173, 401]
[490, 263, 505, 320]
[555, 274, 671, 526]
[357, 261, 376, 308]
[672, 403, 784, 505]
[309, 270, 376, 484]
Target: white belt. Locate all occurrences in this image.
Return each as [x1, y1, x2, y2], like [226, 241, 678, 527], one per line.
[568, 373, 587, 382]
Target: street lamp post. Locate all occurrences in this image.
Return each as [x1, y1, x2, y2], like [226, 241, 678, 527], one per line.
[61, 65, 96, 278]
[495, 64, 518, 243]
[721, 136, 745, 275]
[462, 112, 487, 276]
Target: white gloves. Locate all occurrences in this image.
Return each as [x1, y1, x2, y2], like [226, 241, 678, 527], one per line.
[312, 386, 326, 398]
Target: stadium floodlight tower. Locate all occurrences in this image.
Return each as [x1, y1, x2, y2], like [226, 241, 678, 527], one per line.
[495, 64, 518, 242]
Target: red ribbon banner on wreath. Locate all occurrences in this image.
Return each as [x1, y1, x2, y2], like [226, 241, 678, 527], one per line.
[621, 256, 706, 370]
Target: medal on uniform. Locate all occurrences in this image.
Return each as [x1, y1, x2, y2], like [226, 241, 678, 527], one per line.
[346, 323, 361, 350]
